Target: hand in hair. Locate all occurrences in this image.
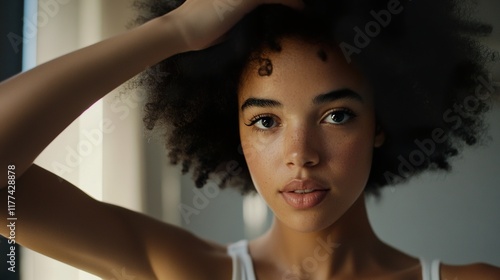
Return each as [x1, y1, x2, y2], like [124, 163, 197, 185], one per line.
[168, 0, 304, 51]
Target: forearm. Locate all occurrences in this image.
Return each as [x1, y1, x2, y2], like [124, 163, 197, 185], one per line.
[0, 14, 183, 184]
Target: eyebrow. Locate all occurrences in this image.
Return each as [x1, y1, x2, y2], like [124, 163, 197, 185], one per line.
[313, 89, 364, 105]
[241, 98, 282, 111]
[241, 88, 363, 111]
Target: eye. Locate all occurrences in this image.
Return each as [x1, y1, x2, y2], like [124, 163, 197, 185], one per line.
[323, 109, 356, 125]
[245, 114, 279, 130]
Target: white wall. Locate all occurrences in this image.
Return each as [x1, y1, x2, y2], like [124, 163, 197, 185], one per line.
[366, 107, 500, 266]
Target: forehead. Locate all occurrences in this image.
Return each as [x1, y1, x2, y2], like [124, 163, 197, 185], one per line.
[238, 37, 371, 104]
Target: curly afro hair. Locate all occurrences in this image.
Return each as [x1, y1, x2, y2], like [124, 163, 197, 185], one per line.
[131, 0, 498, 195]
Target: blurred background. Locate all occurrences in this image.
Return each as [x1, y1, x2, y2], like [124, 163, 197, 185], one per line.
[0, 0, 499, 279]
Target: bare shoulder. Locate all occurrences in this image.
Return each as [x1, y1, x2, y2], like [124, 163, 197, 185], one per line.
[105, 193, 233, 279]
[441, 262, 500, 280]
[150, 232, 233, 279]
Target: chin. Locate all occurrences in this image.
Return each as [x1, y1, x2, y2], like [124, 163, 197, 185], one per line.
[278, 209, 341, 233]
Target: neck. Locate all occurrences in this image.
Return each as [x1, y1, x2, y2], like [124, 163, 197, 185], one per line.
[250, 195, 394, 279]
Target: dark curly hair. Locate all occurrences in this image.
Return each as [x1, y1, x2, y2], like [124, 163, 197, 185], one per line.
[131, 0, 498, 195]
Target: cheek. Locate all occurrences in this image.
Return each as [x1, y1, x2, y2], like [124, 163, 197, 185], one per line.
[327, 127, 375, 187]
[239, 130, 282, 192]
[337, 138, 372, 170]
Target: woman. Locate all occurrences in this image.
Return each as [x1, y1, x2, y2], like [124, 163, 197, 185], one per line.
[1, 0, 499, 279]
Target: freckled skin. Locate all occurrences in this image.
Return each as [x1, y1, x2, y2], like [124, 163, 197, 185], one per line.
[238, 38, 384, 233]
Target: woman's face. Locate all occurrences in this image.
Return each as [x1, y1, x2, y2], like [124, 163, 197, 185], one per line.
[238, 37, 384, 232]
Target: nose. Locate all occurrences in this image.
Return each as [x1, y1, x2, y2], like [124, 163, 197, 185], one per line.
[284, 125, 321, 168]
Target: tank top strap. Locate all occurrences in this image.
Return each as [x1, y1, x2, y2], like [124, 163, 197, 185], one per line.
[227, 240, 256, 280]
[420, 258, 441, 280]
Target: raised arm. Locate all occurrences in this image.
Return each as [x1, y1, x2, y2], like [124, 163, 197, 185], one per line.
[0, 9, 176, 181]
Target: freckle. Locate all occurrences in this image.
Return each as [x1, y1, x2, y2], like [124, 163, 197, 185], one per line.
[317, 49, 328, 62]
[258, 58, 273, 76]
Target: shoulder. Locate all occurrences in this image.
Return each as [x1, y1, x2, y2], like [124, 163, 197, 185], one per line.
[146, 229, 233, 279]
[441, 262, 500, 280]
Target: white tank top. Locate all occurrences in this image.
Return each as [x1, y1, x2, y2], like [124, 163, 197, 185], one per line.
[228, 240, 441, 280]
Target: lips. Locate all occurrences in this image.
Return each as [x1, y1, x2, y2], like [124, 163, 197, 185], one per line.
[280, 179, 329, 209]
